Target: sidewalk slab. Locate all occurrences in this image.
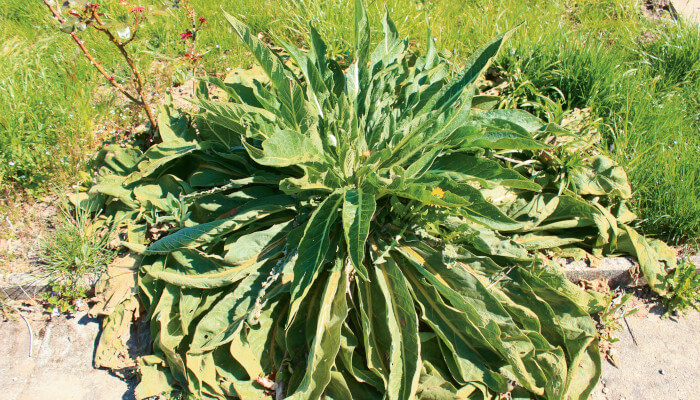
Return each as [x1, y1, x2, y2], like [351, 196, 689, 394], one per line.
[674, 0, 700, 23]
[591, 307, 700, 400]
[0, 311, 134, 400]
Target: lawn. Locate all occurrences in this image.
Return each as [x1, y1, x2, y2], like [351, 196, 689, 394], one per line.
[0, 0, 698, 243]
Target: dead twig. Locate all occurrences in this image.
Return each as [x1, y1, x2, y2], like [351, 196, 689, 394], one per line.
[5, 302, 34, 358]
[623, 314, 638, 346]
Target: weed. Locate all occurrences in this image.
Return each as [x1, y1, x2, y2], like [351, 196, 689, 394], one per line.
[594, 290, 638, 367]
[597, 292, 637, 343]
[662, 259, 700, 316]
[39, 280, 88, 315]
[40, 198, 114, 280]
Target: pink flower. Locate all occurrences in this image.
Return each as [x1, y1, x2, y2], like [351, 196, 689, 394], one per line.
[180, 30, 193, 41]
[131, 6, 145, 13]
[198, 17, 207, 24]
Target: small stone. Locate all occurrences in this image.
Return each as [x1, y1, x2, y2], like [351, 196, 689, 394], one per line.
[659, 369, 665, 375]
[602, 387, 609, 394]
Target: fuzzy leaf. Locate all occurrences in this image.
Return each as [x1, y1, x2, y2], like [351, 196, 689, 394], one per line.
[287, 260, 348, 400]
[288, 191, 344, 325]
[243, 130, 323, 167]
[147, 195, 294, 253]
[342, 188, 375, 280]
[373, 257, 421, 400]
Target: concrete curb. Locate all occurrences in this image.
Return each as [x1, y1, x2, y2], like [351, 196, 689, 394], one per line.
[562, 255, 700, 286]
[0, 272, 101, 300]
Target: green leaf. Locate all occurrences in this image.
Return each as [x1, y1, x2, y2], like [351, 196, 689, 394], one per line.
[430, 153, 541, 191]
[370, 9, 405, 67]
[355, 270, 391, 389]
[178, 287, 204, 337]
[276, 36, 331, 118]
[150, 245, 283, 289]
[151, 285, 187, 383]
[189, 264, 270, 353]
[223, 11, 313, 132]
[342, 188, 375, 280]
[618, 224, 670, 296]
[224, 221, 292, 265]
[403, 265, 508, 392]
[288, 191, 344, 326]
[324, 370, 383, 400]
[134, 355, 177, 399]
[338, 324, 385, 389]
[287, 260, 348, 400]
[569, 155, 632, 198]
[147, 195, 294, 253]
[373, 256, 421, 400]
[158, 102, 195, 143]
[354, 0, 370, 69]
[90, 174, 137, 208]
[124, 141, 200, 185]
[243, 130, 323, 167]
[392, 181, 521, 230]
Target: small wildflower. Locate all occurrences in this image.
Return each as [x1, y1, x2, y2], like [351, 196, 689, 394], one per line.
[198, 16, 207, 24]
[184, 53, 202, 61]
[131, 6, 145, 13]
[432, 187, 445, 199]
[8, 161, 15, 166]
[180, 30, 193, 41]
[51, 307, 60, 317]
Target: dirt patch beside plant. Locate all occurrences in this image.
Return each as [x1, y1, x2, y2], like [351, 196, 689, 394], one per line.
[0, 196, 57, 275]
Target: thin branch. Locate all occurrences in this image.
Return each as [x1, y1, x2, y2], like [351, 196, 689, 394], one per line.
[42, 0, 141, 105]
[91, 11, 157, 129]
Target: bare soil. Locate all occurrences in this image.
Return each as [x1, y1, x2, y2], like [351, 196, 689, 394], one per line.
[0, 196, 57, 275]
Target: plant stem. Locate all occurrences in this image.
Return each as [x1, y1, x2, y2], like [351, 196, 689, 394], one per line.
[42, 0, 140, 104]
[91, 11, 157, 131]
[42, 1, 158, 132]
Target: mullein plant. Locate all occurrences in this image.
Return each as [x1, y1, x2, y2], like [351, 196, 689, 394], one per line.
[85, 1, 676, 398]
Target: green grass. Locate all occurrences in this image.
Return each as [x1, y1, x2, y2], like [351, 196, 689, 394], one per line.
[1, 0, 699, 242]
[40, 198, 114, 277]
